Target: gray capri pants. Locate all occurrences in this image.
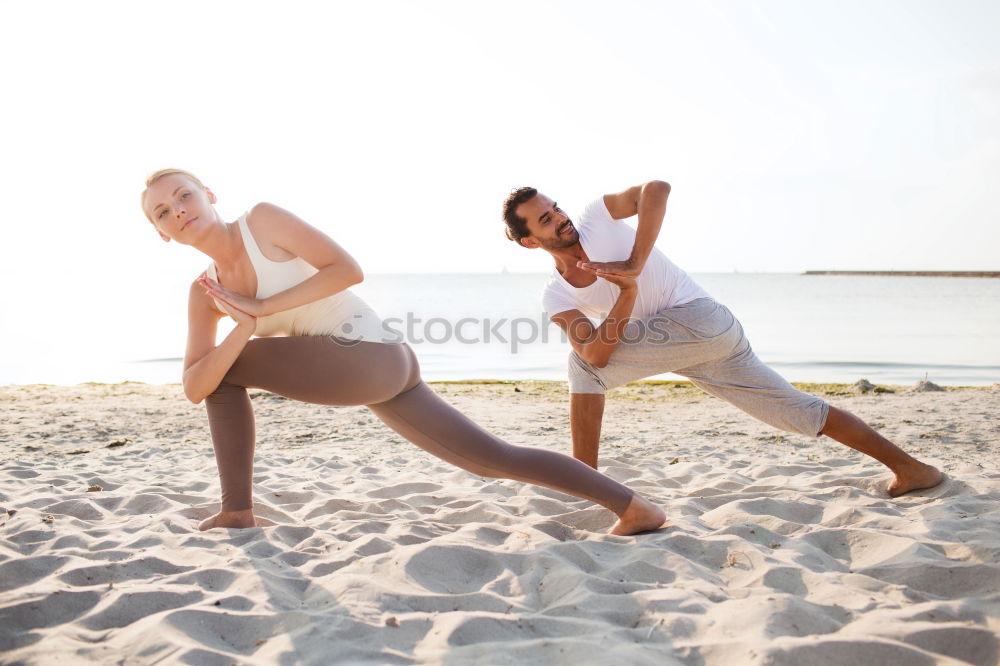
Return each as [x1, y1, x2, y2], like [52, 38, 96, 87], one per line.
[568, 298, 830, 437]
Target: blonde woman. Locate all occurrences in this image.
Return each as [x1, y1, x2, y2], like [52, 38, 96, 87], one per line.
[141, 169, 665, 534]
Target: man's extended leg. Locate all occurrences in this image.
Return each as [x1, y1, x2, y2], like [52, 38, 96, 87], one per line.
[571, 393, 605, 468]
[679, 314, 942, 496]
[820, 406, 942, 496]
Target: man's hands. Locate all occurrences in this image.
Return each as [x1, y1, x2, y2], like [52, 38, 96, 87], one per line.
[552, 258, 640, 369]
[577, 259, 639, 290]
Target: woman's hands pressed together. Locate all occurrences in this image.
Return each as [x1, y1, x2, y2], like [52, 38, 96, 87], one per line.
[198, 275, 260, 329]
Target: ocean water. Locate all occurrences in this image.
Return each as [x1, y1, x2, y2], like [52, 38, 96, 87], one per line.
[4, 274, 999, 386]
[357, 272, 1000, 386]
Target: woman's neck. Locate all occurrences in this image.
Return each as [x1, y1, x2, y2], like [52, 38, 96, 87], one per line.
[196, 217, 245, 269]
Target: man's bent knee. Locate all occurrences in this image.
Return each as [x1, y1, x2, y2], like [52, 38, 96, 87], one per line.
[568, 352, 607, 395]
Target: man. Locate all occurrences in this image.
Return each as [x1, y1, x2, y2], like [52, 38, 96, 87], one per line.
[501, 182, 942, 496]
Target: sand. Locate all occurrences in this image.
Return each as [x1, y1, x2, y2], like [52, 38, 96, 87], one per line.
[1, 381, 998, 665]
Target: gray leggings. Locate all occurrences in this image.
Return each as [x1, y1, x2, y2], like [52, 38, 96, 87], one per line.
[569, 298, 830, 436]
[206, 335, 634, 514]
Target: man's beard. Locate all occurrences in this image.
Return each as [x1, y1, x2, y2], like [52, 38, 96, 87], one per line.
[537, 220, 579, 250]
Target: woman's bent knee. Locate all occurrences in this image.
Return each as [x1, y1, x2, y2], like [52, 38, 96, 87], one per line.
[205, 379, 246, 405]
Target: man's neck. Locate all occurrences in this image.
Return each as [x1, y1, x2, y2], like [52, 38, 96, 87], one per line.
[549, 242, 588, 276]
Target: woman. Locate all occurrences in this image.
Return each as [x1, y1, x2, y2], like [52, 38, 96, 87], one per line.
[141, 169, 665, 535]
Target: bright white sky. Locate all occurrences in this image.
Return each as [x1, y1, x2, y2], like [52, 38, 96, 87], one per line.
[1, 0, 998, 373]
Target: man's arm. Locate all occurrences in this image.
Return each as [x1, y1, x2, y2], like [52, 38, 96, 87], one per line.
[550, 274, 638, 368]
[577, 180, 671, 278]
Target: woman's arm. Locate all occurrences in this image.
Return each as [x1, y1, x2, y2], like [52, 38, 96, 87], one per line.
[201, 202, 364, 317]
[181, 280, 256, 404]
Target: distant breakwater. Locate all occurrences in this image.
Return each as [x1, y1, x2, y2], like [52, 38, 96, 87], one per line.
[804, 271, 1000, 278]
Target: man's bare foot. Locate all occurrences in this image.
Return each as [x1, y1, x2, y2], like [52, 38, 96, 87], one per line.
[888, 462, 944, 497]
[199, 509, 257, 530]
[610, 494, 667, 536]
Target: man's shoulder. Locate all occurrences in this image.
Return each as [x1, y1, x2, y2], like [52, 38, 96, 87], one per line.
[577, 196, 615, 226]
[542, 270, 565, 294]
[541, 271, 575, 308]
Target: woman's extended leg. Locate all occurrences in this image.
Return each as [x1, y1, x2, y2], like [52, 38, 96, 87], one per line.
[369, 382, 634, 512]
[364, 346, 664, 533]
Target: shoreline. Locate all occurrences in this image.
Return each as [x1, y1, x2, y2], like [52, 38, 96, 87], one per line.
[3, 378, 998, 390]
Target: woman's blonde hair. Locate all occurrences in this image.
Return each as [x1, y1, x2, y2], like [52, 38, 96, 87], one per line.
[141, 168, 206, 222]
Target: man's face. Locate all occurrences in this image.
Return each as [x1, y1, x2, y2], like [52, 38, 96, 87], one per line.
[517, 194, 579, 251]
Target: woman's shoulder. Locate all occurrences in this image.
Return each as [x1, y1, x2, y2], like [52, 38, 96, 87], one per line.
[245, 202, 300, 261]
[248, 201, 314, 224]
[246, 201, 309, 231]
[247, 201, 285, 220]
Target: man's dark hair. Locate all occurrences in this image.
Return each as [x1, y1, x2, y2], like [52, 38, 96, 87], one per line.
[502, 187, 538, 244]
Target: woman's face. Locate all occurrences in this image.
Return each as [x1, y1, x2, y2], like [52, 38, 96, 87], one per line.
[144, 173, 217, 244]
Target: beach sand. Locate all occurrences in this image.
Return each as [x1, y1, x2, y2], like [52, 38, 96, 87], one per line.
[1, 381, 998, 665]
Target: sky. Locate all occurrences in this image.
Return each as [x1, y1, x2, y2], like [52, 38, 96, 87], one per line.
[1, 0, 998, 378]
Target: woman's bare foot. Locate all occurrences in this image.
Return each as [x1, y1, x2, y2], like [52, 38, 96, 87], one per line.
[199, 508, 257, 530]
[888, 462, 944, 497]
[610, 494, 667, 536]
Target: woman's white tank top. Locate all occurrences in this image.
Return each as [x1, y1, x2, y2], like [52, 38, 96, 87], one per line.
[206, 214, 385, 341]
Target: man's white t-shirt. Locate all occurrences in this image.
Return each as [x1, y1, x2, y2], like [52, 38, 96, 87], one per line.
[542, 197, 710, 320]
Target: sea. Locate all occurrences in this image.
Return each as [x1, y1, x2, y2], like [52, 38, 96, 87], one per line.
[4, 273, 999, 387]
